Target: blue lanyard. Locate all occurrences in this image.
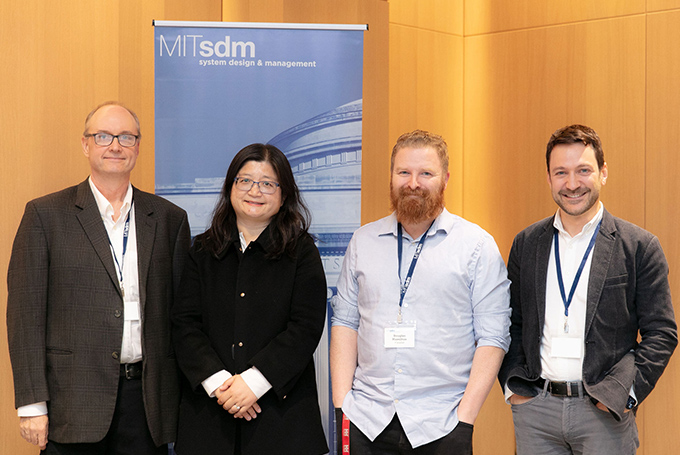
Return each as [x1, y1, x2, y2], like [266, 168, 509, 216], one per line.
[397, 221, 434, 323]
[107, 202, 133, 296]
[554, 218, 602, 332]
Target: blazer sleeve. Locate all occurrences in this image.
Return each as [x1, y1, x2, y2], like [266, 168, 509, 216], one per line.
[249, 235, 327, 400]
[7, 201, 50, 408]
[632, 235, 677, 404]
[172, 212, 191, 295]
[498, 232, 531, 395]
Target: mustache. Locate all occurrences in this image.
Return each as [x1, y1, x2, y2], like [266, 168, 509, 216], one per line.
[399, 187, 428, 197]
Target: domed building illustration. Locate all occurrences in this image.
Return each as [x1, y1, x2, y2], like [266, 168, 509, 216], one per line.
[269, 99, 362, 287]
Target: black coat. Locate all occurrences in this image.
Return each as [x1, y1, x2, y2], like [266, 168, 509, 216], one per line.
[172, 225, 328, 455]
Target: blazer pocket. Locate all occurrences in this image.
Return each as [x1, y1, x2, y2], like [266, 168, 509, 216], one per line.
[46, 347, 73, 355]
[603, 274, 628, 287]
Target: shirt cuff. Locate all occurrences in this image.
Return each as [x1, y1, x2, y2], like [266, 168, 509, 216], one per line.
[202, 370, 233, 397]
[629, 385, 637, 405]
[18, 402, 48, 417]
[241, 367, 272, 399]
[504, 384, 514, 404]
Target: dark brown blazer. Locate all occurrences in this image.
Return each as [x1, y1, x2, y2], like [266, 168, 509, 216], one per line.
[499, 209, 677, 419]
[7, 179, 190, 445]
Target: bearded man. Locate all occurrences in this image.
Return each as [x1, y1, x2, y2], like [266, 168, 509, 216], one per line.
[330, 129, 511, 454]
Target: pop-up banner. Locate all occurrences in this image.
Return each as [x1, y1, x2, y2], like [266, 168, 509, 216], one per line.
[154, 21, 365, 452]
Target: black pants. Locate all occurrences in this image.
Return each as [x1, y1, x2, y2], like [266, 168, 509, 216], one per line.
[42, 375, 167, 455]
[338, 410, 473, 455]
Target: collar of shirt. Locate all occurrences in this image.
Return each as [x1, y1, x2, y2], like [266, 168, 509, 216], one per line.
[552, 202, 604, 241]
[228, 222, 276, 257]
[88, 176, 133, 225]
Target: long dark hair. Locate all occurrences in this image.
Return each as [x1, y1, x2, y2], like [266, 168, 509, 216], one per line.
[199, 143, 311, 258]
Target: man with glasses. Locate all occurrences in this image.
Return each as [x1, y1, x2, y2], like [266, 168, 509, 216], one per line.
[330, 130, 511, 454]
[499, 124, 677, 454]
[7, 101, 191, 454]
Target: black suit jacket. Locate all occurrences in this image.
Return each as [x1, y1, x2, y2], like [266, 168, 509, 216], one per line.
[499, 209, 677, 419]
[7, 179, 191, 444]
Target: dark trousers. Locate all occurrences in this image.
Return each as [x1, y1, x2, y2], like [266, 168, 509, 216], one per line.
[340, 411, 473, 455]
[42, 375, 167, 455]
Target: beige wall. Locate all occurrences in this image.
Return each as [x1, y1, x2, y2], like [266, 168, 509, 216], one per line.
[3, 1, 680, 454]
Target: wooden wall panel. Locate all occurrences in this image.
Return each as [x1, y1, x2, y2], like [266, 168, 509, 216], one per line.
[222, 0, 390, 225]
[463, 16, 646, 262]
[465, 0, 645, 35]
[390, 0, 463, 36]
[647, 0, 680, 11]
[644, 10, 680, 455]
[389, 24, 464, 216]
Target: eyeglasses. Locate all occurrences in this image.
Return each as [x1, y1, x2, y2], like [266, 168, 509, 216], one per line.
[84, 132, 139, 147]
[233, 177, 280, 194]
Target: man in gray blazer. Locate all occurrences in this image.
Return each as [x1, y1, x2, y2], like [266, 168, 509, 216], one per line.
[499, 124, 677, 455]
[7, 102, 191, 454]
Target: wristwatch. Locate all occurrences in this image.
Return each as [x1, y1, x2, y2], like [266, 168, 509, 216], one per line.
[625, 396, 636, 409]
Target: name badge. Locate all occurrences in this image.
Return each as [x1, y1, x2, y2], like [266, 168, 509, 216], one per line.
[384, 324, 415, 348]
[124, 300, 141, 321]
[550, 337, 582, 359]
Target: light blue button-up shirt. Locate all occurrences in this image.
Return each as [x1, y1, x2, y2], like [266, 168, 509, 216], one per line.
[331, 209, 511, 447]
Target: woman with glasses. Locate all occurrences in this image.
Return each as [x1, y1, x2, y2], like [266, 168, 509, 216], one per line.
[171, 144, 328, 455]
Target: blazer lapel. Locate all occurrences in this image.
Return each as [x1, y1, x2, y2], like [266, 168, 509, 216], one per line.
[75, 180, 122, 298]
[133, 189, 156, 314]
[585, 210, 616, 336]
[534, 218, 555, 330]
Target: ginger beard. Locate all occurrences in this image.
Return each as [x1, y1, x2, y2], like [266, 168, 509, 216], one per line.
[390, 180, 445, 226]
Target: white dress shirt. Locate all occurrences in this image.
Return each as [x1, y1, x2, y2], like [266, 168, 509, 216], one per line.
[541, 203, 604, 381]
[89, 178, 142, 364]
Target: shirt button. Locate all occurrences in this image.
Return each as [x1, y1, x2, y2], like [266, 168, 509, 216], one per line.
[397, 369, 403, 373]
[394, 399, 399, 403]
[112, 351, 119, 360]
[403, 303, 408, 308]
[240, 292, 245, 297]
[114, 309, 122, 318]
[238, 342, 244, 347]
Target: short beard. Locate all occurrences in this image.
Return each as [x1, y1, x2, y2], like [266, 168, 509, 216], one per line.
[554, 189, 600, 218]
[390, 184, 444, 226]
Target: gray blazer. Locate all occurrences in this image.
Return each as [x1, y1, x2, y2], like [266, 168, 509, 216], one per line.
[499, 209, 677, 420]
[7, 179, 190, 445]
